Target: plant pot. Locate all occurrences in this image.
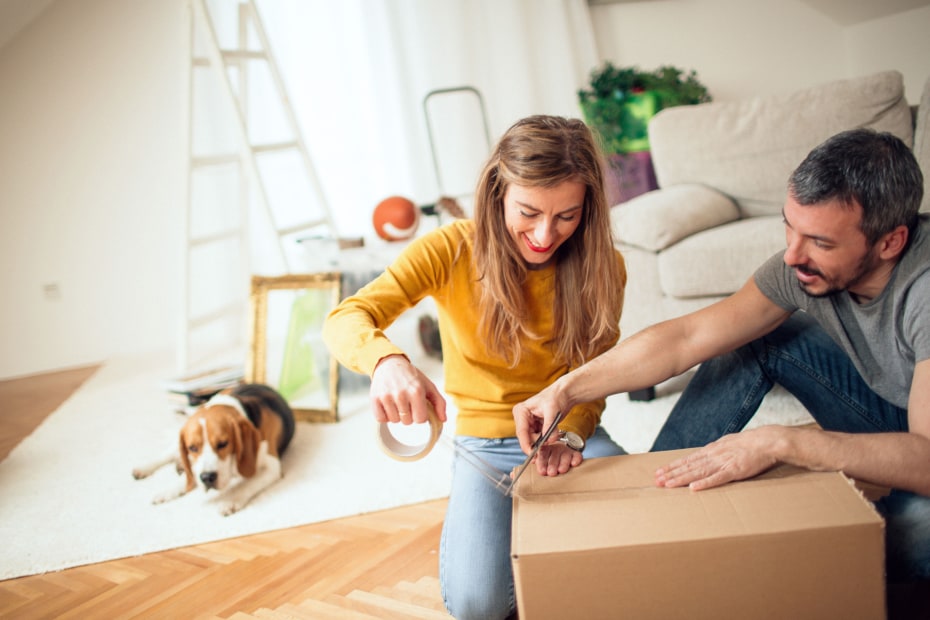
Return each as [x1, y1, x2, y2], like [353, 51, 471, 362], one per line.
[603, 151, 658, 207]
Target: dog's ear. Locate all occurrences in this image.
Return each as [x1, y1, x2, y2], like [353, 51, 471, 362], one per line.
[178, 425, 197, 493]
[235, 418, 261, 478]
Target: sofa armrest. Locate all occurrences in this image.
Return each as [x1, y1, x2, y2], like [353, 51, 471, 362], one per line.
[612, 183, 740, 252]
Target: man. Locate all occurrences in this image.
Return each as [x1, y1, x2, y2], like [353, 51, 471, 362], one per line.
[513, 128, 930, 582]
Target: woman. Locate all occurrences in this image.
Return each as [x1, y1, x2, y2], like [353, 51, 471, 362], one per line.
[322, 115, 627, 620]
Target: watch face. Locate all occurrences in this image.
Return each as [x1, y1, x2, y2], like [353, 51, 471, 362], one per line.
[562, 431, 585, 451]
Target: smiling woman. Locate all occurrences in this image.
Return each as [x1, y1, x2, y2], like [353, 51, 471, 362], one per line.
[323, 114, 628, 620]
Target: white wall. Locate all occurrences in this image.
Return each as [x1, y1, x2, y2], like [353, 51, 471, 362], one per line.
[589, 0, 930, 104]
[846, 4, 930, 100]
[0, 0, 188, 378]
[1, 0, 928, 380]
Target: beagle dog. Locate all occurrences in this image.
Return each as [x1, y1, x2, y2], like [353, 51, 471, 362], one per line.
[133, 383, 295, 516]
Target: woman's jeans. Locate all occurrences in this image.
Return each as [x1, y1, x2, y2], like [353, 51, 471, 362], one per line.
[440, 427, 625, 620]
[651, 313, 930, 582]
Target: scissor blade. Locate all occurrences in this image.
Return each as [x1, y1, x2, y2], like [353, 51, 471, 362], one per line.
[507, 414, 561, 496]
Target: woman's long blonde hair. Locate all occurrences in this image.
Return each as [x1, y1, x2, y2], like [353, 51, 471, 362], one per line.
[472, 115, 623, 368]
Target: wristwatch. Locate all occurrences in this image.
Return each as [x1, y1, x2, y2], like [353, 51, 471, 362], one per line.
[557, 430, 585, 452]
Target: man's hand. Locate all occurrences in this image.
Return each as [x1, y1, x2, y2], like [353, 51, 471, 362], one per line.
[513, 383, 569, 455]
[654, 427, 783, 490]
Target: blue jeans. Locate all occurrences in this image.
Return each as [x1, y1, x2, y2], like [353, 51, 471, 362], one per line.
[651, 313, 930, 582]
[440, 427, 625, 620]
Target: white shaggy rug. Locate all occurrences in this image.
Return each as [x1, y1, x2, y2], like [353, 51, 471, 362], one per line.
[0, 351, 454, 580]
[0, 352, 812, 580]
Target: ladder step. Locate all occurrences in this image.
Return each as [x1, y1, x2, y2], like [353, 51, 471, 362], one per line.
[221, 49, 267, 61]
[277, 218, 330, 238]
[252, 141, 299, 154]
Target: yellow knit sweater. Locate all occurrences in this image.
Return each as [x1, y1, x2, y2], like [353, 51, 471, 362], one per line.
[322, 219, 626, 440]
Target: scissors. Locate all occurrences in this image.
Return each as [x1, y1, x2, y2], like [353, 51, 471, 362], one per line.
[506, 412, 562, 497]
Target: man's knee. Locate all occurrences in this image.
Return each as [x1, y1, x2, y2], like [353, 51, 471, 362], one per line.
[878, 490, 930, 582]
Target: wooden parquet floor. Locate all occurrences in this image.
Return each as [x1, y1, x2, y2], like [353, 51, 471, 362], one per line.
[0, 365, 452, 619]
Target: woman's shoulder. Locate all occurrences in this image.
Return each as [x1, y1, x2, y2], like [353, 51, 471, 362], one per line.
[441, 218, 475, 238]
[419, 218, 475, 250]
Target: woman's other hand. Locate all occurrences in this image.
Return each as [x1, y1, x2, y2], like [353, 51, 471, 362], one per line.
[370, 354, 447, 425]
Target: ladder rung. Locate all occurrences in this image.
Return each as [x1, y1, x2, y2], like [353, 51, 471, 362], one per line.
[252, 141, 299, 154]
[190, 229, 240, 247]
[188, 301, 244, 329]
[221, 49, 267, 61]
[191, 153, 239, 167]
[277, 218, 330, 238]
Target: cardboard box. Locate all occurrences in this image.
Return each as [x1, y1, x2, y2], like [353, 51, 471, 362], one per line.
[511, 449, 885, 620]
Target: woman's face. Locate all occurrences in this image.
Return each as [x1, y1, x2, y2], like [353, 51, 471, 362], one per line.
[503, 180, 586, 268]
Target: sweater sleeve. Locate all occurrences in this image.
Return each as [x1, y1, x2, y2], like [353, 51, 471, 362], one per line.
[322, 225, 460, 377]
[559, 401, 607, 440]
[322, 270, 410, 377]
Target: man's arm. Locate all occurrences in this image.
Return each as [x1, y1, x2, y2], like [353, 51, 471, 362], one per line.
[513, 279, 791, 455]
[656, 359, 930, 496]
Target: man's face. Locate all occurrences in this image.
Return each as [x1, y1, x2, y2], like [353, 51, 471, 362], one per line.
[782, 196, 880, 298]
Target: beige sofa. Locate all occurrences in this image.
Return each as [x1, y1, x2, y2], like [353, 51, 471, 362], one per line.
[611, 70, 929, 411]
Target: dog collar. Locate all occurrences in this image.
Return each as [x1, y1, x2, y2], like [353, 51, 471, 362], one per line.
[205, 393, 248, 419]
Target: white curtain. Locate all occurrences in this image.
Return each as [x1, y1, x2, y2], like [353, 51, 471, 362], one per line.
[256, 0, 599, 241]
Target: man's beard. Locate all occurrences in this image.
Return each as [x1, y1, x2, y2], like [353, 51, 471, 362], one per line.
[794, 248, 880, 298]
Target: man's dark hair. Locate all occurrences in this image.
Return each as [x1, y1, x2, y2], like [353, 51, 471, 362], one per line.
[788, 128, 924, 245]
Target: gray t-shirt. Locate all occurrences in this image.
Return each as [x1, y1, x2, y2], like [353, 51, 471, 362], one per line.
[754, 215, 930, 409]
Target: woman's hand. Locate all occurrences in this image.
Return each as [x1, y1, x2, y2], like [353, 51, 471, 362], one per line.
[532, 442, 583, 476]
[370, 354, 447, 425]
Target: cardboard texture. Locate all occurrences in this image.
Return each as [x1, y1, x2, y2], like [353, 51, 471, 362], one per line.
[511, 449, 885, 619]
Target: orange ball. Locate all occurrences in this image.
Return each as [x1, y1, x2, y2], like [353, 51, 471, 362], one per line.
[373, 196, 420, 241]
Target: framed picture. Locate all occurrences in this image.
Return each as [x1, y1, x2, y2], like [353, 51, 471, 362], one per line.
[247, 272, 341, 423]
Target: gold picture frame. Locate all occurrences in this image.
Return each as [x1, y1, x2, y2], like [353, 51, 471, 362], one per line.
[247, 272, 341, 423]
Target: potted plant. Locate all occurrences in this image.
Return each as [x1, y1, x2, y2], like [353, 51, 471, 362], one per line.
[578, 62, 711, 203]
[578, 62, 711, 155]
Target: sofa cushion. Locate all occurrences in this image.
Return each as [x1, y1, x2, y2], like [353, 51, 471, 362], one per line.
[612, 184, 740, 252]
[648, 71, 914, 219]
[657, 216, 785, 298]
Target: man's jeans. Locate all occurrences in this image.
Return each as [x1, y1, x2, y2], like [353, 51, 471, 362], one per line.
[651, 313, 930, 582]
[440, 427, 625, 620]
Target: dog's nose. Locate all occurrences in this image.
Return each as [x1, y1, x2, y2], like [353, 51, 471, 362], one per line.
[200, 471, 218, 488]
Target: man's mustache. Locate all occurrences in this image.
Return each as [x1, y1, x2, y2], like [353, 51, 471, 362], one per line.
[793, 263, 823, 278]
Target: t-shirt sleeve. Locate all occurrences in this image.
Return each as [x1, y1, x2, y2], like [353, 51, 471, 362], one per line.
[902, 272, 930, 364]
[753, 251, 801, 312]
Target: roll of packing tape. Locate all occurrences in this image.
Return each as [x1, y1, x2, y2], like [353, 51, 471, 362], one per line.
[378, 404, 443, 462]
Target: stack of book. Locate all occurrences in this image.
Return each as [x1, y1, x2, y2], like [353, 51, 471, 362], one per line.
[161, 364, 245, 412]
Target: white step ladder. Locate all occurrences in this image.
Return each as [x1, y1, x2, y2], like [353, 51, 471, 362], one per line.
[180, 0, 337, 370]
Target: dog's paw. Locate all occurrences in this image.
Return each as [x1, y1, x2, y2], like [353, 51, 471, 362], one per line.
[152, 489, 183, 505]
[132, 468, 151, 480]
[217, 500, 243, 517]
